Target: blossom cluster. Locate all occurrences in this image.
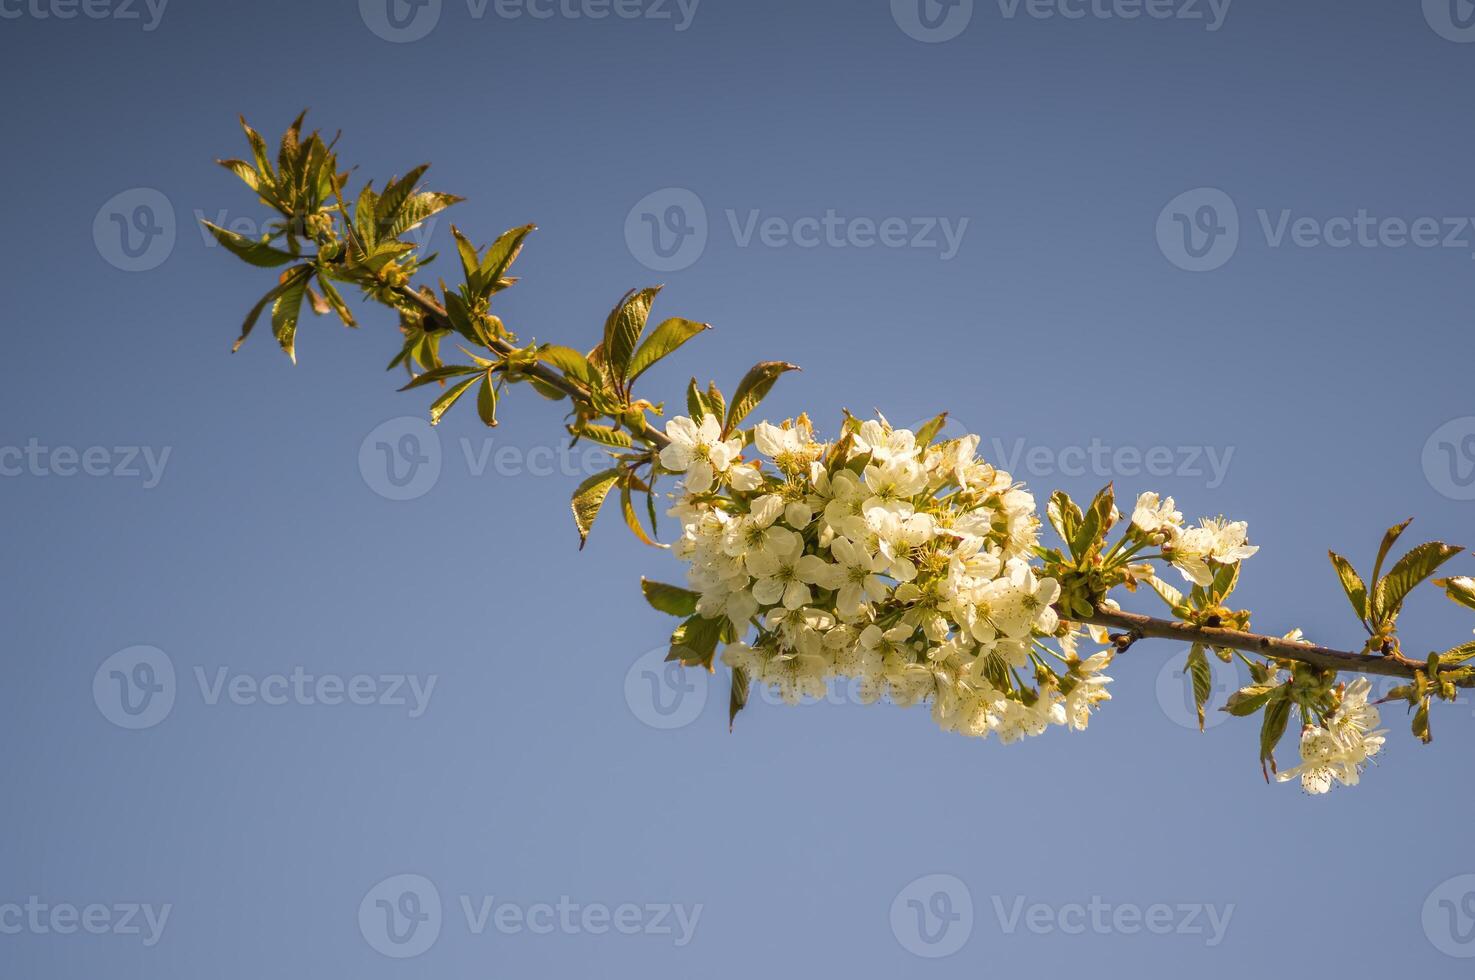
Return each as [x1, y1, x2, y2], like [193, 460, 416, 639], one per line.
[1129, 492, 1259, 586]
[659, 414, 1114, 742]
[1277, 677, 1387, 794]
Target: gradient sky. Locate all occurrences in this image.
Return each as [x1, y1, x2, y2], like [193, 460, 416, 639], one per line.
[4, 1, 1475, 977]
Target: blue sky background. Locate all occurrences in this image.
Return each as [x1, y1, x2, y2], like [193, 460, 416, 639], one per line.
[4, 0, 1475, 976]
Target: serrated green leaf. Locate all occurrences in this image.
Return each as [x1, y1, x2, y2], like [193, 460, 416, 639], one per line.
[316, 276, 356, 327]
[239, 116, 275, 193]
[383, 191, 462, 241]
[571, 468, 621, 549]
[1146, 574, 1184, 611]
[1328, 551, 1369, 624]
[397, 365, 480, 391]
[627, 317, 710, 384]
[201, 221, 297, 268]
[353, 183, 378, 250]
[573, 424, 633, 449]
[1373, 541, 1463, 624]
[603, 287, 661, 385]
[232, 268, 308, 353]
[478, 224, 535, 291]
[705, 381, 725, 422]
[724, 361, 800, 435]
[427, 375, 479, 426]
[641, 578, 700, 617]
[686, 378, 712, 422]
[1413, 697, 1432, 744]
[217, 158, 261, 193]
[1185, 646, 1212, 732]
[376, 165, 429, 227]
[1439, 640, 1475, 665]
[270, 267, 311, 362]
[452, 225, 480, 287]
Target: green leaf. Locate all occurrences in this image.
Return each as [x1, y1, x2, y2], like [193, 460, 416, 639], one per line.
[627, 317, 710, 384]
[705, 382, 726, 423]
[572, 424, 633, 449]
[239, 116, 276, 193]
[667, 614, 724, 669]
[1373, 541, 1463, 624]
[686, 378, 712, 422]
[915, 412, 949, 447]
[1440, 640, 1475, 665]
[538, 345, 601, 389]
[1186, 645, 1212, 732]
[231, 269, 307, 353]
[353, 182, 378, 249]
[382, 191, 462, 241]
[1047, 490, 1082, 545]
[1412, 697, 1432, 744]
[375, 165, 429, 227]
[571, 468, 621, 549]
[270, 267, 311, 362]
[1259, 697, 1293, 777]
[1221, 684, 1278, 717]
[478, 224, 535, 291]
[724, 361, 800, 435]
[452, 225, 480, 286]
[602, 287, 661, 385]
[620, 481, 660, 547]
[729, 666, 750, 732]
[1328, 551, 1369, 624]
[397, 365, 480, 391]
[217, 158, 261, 193]
[641, 578, 699, 617]
[1435, 575, 1475, 612]
[201, 220, 297, 267]
[428, 375, 480, 426]
[1372, 518, 1415, 593]
[1208, 560, 1240, 604]
[316, 276, 356, 327]
[476, 374, 498, 427]
[1146, 575, 1185, 612]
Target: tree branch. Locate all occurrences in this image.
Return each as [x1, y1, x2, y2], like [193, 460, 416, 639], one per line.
[1074, 606, 1464, 685]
